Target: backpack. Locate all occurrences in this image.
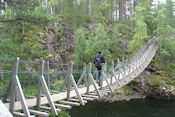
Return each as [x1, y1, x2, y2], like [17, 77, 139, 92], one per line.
[95, 56, 101, 68]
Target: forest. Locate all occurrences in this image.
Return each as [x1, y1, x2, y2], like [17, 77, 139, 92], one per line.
[0, 0, 175, 64]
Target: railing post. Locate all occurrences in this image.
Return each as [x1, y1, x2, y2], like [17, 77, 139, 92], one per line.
[68, 63, 85, 105]
[47, 61, 50, 90]
[9, 57, 30, 117]
[111, 60, 121, 87]
[86, 63, 90, 94]
[77, 63, 87, 86]
[110, 60, 114, 85]
[116, 58, 121, 80]
[0, 67, 3, 81]
[83, 63, 87, 86]
[36, 61, 43, 109]
[101, 63, 113, 92]
[122, 57, 125, 64]
[67, 63, 72, 100]
[36, 60, 58, 115]
[87, 63, 102, 98]
[115, 58, 120, 71]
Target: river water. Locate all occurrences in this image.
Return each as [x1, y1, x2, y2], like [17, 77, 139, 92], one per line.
[70, 99, 175, 117]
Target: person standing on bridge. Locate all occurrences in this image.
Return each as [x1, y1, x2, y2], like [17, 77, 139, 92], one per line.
[94, 50, 105, 86]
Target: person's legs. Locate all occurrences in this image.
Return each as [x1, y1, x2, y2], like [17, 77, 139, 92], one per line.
[98, 70, 101, 85]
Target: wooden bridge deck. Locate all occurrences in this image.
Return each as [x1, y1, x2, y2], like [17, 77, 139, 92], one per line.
[5, 80, 109, 110]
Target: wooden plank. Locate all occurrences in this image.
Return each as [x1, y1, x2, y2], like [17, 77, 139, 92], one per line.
[99, 90, 111, 94]
[69, 98, 87, 103]
[29, 109, 49, 117]
[82, 94, 99, 99]
[13, 112, 25, 117]
[88, 92, 98, 96]
[55, 104, 72, 109]
[40, 106, 61, 112]
[81, 97, 94, 101]
[59, 100, 80, 106]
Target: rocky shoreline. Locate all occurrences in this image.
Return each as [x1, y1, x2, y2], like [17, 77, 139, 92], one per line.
[101, 91, 146, 103]
[100, 84, 175, 103]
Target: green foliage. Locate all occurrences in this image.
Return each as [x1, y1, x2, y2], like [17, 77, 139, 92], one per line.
[147, 75, 165, 87]
[159, 38, 175, 61]
[155, 2, 175, 35]
[59, 0, 87, 28]
[0, 25, 49, 61]
[166, 79, 175, 86]
[73, 24, 111, 63]
[0, 0, 53, 61]
[49, 109, 70, 117]
[129, 0, 152, 53]
[73, 23, 122, 64]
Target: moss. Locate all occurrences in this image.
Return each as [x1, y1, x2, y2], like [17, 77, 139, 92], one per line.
[147, 75, 165, 87]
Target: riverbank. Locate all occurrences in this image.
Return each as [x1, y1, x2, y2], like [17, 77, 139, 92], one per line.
[101, 89, 146, 103]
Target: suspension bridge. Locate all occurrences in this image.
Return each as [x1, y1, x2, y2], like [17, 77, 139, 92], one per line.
[0, 36, 161, 117]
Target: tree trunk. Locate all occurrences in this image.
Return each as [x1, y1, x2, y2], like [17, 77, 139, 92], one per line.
[86, 0, 89, 14]
[119, 0, 123, 21]
[1, 0, 4, 15]
[115, 0, 118, 20]
[123, 0, 126, 20]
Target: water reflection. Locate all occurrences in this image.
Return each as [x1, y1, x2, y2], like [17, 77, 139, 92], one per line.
[70, 99, 175, 117]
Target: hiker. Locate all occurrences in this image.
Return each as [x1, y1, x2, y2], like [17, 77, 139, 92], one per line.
[94, 50, 105, 86]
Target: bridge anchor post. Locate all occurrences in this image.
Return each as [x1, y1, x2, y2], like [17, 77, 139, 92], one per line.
[111, 60, 121, 88]
[101, 63, 113, 93]
[67, 63, 85, 105]
[77, 63, 87, 86]
[87, 63, 102, 98]
[9, 57, 31, 117]
[36, 60, 58, 115]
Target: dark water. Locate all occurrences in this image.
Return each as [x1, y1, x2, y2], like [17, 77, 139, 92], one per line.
[70, 99, 175, 117]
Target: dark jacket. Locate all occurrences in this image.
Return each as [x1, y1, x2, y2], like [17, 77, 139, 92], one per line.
[94, 54, 105, 70]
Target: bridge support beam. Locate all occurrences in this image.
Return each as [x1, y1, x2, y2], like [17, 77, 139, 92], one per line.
[67, 63, 85, 106]
[36, 60, 58, 115]
[111, 60, 121, 87]
[87, 63, 102, 98]
[101, 63, 113, 93]
[77, 63, 87, 86]
[9, 57, 31, 117]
